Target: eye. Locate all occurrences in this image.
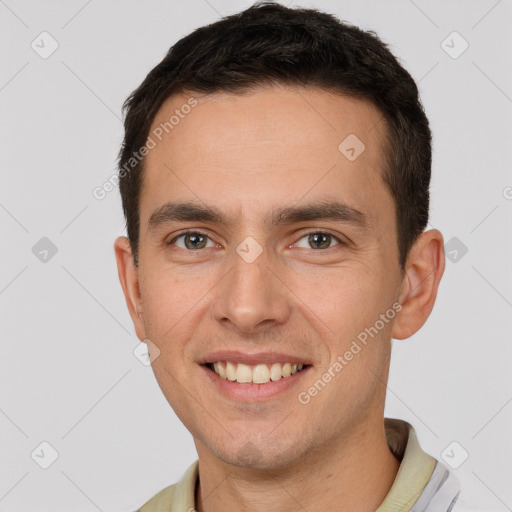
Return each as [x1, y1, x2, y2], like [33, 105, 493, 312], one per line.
[169, 231, 216, 250]
[294, 231, 343, 250]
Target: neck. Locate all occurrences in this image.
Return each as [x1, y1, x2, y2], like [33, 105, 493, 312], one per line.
[195, 414, 400, 512]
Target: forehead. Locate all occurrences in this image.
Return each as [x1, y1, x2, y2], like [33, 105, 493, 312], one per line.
[139, 85, 393, 234]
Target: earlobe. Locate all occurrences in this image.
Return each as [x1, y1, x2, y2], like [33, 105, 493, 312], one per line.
[114, 236, 147, 341]
[391, 229, 445, 340]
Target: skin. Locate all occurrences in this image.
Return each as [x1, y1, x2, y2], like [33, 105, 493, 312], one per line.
[114, 85, 445, 512]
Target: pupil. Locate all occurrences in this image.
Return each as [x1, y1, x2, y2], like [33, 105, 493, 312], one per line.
[310, 233, 330, 249]
[186, 233, 206, 249]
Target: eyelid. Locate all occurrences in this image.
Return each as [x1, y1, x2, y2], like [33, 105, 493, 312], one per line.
[167, 229, 218, 248]
[167, 228, 347, 251]
[291, 229, 346, 249]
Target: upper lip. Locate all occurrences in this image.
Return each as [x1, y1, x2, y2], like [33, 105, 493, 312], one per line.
[200, 350, 311, 366]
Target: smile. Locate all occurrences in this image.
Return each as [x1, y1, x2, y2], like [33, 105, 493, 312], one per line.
[206, 361, 306, 384]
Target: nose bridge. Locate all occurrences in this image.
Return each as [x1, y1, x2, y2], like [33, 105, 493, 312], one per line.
[213, 241, 290, 332]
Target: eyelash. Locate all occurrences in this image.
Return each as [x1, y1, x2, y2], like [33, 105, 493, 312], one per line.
[167, 229, 346, 252]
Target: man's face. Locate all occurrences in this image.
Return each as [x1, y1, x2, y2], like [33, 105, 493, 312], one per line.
[128, 86, 406, 468]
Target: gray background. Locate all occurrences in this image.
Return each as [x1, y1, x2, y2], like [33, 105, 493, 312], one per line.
[1, 0, 511, 510]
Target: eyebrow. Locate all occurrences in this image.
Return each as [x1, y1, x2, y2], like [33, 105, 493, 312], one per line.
[147, 199, 369, 233]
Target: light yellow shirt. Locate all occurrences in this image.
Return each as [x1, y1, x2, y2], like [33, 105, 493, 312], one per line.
[137, 417, 462, 512]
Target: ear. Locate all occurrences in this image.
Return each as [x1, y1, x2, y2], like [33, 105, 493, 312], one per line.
[392, 229, 445, 340]
[114, 236, 147, 341]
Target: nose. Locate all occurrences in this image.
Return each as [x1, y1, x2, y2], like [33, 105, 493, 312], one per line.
[211, 247, 291, 335]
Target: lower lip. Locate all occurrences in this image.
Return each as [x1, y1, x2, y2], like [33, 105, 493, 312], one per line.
[201, 364, 311, 402]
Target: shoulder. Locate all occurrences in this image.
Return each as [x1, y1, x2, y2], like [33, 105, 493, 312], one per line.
[134, 460, 199, 512]
[136, 483, 177, 512]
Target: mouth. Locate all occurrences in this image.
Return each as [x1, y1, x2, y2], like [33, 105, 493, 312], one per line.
[204, 361, 309, 384]
[199, 351, 313, 401]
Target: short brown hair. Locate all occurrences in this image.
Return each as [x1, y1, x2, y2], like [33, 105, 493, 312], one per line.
[118, 1, 432, 269]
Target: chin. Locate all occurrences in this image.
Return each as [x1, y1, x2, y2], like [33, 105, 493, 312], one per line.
[209, 434, 308, 470]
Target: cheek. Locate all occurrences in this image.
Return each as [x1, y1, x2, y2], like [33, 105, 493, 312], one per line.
[139, 270, 209, 348]
[291, 263, 382, 338]
[290, 262, 396, 389]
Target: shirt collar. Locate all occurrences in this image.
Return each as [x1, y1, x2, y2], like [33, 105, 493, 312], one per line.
[151, 417, 437, 511]
[376, 418, 437, 511]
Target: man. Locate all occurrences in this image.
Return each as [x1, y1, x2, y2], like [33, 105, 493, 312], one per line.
[114, 2, 474, 511]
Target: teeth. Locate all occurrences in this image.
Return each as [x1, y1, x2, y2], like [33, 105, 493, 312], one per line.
[235, 363, 252, 383]
[225, 361, 236, 381]
[210, 361, 306, 384]
[270, 363, 282, 381]
[213, 362, 227, 379]
[253, 364, 271, 383]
